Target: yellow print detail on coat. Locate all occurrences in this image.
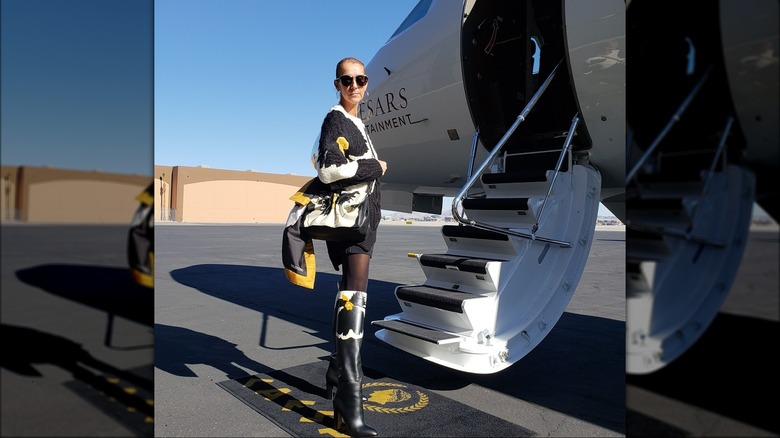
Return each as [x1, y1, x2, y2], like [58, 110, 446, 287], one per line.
[336, 137, 349, 155]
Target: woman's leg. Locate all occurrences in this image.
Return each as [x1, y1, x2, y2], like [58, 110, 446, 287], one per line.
[341, 253, 370, 291]
[327, 252, 370, 400]
[332, 252, 376, 436]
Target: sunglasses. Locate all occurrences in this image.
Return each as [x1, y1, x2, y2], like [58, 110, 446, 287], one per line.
[336, 74, 368, 87]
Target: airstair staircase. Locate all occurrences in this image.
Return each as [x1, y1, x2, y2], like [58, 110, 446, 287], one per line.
[372, 63, 603, 374]
[625, 85, 756, 374]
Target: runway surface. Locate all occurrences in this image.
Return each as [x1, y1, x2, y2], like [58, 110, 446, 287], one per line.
[626, 227, 779, 437]
[1, 224, 154, 437]
[4, 222, 773, 436]
[152, 222, 626, 437]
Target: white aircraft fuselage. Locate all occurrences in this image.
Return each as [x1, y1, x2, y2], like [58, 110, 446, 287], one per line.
[360, 0, 626, 219]
[359, 0, 626, 374]
[352, 0, 776, 376]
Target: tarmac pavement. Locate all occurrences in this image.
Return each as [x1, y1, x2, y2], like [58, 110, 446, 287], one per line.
[3, 221, 775, 436]
[1, 224, 154, 437]
[153, 221, 626, 437]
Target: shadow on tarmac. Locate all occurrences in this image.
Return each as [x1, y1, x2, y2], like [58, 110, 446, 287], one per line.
[627, 313, 780, 435]
[16, 264, 154, 328]
[2, 323, 153, 414]
[7, 263, 155, 433]
[154, 324, 274, 379]
[169, 263, 625, 433]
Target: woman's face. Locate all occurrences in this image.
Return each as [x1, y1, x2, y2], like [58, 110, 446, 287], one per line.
[336, 61, 367, 109]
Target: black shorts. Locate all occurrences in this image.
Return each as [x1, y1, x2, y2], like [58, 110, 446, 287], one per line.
[326, 235, 375, 270]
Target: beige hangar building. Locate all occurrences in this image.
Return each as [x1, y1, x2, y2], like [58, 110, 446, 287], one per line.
[1, 164, 311, 225]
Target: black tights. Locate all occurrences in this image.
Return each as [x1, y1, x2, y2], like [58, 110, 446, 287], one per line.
[340, 253, 371, 291]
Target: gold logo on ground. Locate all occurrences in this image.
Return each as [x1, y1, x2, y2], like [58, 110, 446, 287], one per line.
[362, 382, 429, 414]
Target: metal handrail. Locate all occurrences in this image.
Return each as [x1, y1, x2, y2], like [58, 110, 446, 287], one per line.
[532, 113, 579, 234]
[628, 222, 725, 247]
[452, 60, 572, 247]
[700, 115, 734, 196]
[685, 115, 735, 232]
[626, 65, 713, 183]
[466, 128, 481, 179]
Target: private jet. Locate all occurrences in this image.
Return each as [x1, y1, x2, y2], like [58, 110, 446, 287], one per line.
[361, 0, 626, 374]
[625, 0, 778, 374]
[362, 0, 777, 376]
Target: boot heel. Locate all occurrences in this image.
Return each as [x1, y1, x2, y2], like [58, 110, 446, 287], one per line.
[334, 408, 344, 431]
[325, 353, 338, 400]
[332, 381, 378, 437]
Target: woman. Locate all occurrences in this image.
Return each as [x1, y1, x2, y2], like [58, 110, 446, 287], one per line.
[314, 57, 386, 437]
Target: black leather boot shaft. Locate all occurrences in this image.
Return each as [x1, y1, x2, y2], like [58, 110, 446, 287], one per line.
[332, 290, 377, 437]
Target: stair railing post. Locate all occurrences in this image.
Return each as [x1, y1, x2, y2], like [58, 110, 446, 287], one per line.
[532, 113, 580, 235]
[452, 59, 563, 226]
[626, 66, 713, 183]
[466, 128, 481, 180]
[686, 115, 735, 232]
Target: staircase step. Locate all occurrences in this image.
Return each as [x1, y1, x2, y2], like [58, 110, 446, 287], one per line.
[396, 285, 477, 313]
[634, 151, 717, 182]
[442, 225, 509, 241]
[481, 173, 550, 198]
[417, 254, 503, 293]
[482, 171, 548, 184]
[462, 197, 530, 211]
[632, 176, 702, 199]
[461, 197, 538, 226]
[504, 149, 569, 173]
[372, 319, 461, 345]
[626, 197, 690, 227]
[481, 168, 572, 199]
[440, 225, 518, 259]
[635, 172, 703, 184]
[419, 254, 492, 274]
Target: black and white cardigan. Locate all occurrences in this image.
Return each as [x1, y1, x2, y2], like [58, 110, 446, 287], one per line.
[315, 104, 383, 242]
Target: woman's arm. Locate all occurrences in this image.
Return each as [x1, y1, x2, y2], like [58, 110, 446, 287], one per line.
[316, 111, 383, 187]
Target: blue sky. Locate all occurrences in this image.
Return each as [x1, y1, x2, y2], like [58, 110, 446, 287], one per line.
[1, 0, 419, 179]
[1, 0, 762, 220]
[1, 0, 153, 176]
[16, 1, 772, 220]
[154, 0, 420, 178]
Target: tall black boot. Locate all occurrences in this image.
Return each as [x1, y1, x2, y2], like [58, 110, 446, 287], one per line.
[325, 288, 365, 401]
[332, 290, 377, 437]
[328, 357, 368, 401]
[325, 285, 341, 400]
[325, 353, 339, 400]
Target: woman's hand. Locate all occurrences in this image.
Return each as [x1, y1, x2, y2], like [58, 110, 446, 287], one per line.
[378, 160, 388, 175]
